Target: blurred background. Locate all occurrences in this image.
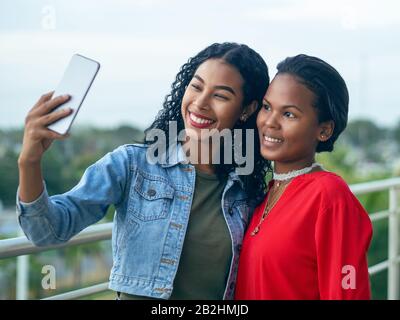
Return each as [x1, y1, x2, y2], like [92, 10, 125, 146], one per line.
[0, 0, 399, 300]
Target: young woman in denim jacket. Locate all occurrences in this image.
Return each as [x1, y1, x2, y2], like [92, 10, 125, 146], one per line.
[17, 43, 271, 299]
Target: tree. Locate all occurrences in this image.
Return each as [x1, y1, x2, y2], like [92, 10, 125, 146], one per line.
[343, 119, 387, 147]
[393, 119, 400, 144]
[0, 150, 19, 206]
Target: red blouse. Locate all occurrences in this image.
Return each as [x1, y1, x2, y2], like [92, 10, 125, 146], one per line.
[235, 171, 373, 300]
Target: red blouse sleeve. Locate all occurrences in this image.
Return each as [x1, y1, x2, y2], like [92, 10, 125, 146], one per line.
[315, 186, 373, 299]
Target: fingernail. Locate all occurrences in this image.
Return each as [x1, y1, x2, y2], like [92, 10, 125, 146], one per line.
[63, 94, 70, 98]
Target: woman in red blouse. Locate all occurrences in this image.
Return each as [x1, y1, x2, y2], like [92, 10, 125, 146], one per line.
[235, 54, 373, 300]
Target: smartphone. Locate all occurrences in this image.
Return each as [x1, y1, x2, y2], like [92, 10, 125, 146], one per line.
[47, 54, 100, 135]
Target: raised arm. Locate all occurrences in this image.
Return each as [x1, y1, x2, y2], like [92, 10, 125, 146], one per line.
[17, 92, 131, 246]
[18, 91, 72, 202]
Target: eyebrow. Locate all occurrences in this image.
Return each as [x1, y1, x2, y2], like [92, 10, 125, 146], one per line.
[264, 99, 304, 113]
[194, 75, 236, 96]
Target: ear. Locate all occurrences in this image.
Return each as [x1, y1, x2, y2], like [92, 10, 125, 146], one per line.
[317, 120, 335, 142]
[240, 100, 258, 122]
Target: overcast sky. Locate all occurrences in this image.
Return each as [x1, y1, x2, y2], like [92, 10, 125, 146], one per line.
[1, 0, 399, 130]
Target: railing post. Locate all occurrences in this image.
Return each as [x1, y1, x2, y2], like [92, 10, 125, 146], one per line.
[16, 228, 29, 300]
[388, 186, 400, 300]
[16, 255, 29, 300]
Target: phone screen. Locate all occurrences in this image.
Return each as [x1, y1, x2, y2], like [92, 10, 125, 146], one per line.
[47, 54, 100, 135]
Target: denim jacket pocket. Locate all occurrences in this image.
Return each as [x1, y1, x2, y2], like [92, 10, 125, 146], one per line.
[129, 172, 175, 221]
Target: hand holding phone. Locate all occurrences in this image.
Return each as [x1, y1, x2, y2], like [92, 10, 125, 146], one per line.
[47, 54, 100, 134]
[18, 54, 100, 203]
[19, 54, 100, 165]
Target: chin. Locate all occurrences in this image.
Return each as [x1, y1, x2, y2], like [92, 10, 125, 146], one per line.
[260, 149, 280, 162]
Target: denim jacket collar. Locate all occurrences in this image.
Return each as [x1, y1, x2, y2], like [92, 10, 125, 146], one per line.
[160, 143, 245, 190]
[159, 143, 188, 168]
[228, 170, 244, 190]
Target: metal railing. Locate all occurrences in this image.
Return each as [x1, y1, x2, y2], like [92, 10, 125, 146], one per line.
[1, 177, 399, 300]
[0, 223, 113, 300]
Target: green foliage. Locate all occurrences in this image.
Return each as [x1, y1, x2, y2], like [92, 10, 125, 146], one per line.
[316, 144, 357, 182]
[394, 120, 400, 143]
[370, 271, 388, 300]
[0, 258, 16, 299]
[343, 119, 387, 146]
[0, 149, 19, 205]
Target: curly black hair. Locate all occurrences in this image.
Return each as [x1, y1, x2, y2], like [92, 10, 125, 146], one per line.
[145, 42, 271, 204]
[276, 54, 349, 152]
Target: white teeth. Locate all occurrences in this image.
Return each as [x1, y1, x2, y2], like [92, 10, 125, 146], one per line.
[264, 135, 283, 143]
[189, 113, 214, 125]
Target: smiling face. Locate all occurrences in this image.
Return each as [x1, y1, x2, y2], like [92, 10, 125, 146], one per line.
[257, 73, 333, 173]
[181, 58, 245, 140]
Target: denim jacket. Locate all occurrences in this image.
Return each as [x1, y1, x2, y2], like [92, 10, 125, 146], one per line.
[16, 143, 253, 299]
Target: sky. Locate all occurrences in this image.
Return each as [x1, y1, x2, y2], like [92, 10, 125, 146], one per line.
[1, 0, 399, 130]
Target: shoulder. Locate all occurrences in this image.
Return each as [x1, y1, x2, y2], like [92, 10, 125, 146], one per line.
[295, 171, 363, 214]
[298, 171, 351, 198]
[117, 143, 149, 154]
[109, 143, 149, 161]
[310, 175, 372, 240]
[317, 171, 350, 195]
[304, 172, 370, 222]
[94, 143, 150, 172]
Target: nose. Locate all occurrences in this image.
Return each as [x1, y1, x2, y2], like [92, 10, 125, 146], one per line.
[262, 110, 280, 129]
[193, 91, 211, 111]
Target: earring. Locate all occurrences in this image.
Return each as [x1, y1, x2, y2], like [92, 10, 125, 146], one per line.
[240, 114, 247, 121]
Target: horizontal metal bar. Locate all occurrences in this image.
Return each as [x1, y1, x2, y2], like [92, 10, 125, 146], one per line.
[41, 282, 110, 300]
[369, 256, 400, 275]
[369, 260, 389, 275]
[350, 177, 400, 195]
[0, 222, 113, 259]
[369, 210, 390, 222]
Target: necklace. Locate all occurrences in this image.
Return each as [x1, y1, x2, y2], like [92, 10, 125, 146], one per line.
[250, 162, 322, 236]
[250, 179, 290, 236]
[273, 162, 321, 182]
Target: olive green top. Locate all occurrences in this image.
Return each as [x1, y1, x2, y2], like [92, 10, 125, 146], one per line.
[119, 169, 232, 300]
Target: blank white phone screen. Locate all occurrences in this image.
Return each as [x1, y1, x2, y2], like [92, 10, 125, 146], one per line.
[47, 54, 100, 135]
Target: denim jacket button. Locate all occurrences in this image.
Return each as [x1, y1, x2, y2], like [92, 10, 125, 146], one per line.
[147, 189, 156, 197]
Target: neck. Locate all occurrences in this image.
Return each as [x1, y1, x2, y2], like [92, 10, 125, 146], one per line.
[182, 138, 217, 174]
[194, 163, 215, 175]
[273, 158, 316, 174]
